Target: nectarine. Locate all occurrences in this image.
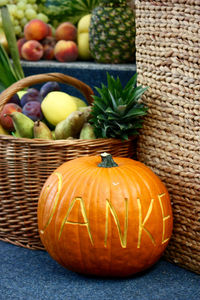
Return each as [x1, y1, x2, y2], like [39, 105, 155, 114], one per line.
[55, 22, 77, 42]
[54, 40, 78, 62]
[0, 103, 22, 131]
[21, 40, 44, 61]
[17, 37, 27, 59]
[24, 19, 49, 41]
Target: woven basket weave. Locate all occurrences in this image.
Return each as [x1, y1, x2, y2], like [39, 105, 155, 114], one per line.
[135, 0, 200, 274]
[0, 73, 136, 250]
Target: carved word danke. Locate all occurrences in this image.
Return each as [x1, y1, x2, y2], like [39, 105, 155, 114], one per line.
[40, 172, 171, 248]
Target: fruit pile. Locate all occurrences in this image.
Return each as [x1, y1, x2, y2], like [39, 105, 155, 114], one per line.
[0, 81, 95, 140]
[17, 19, 81, 62]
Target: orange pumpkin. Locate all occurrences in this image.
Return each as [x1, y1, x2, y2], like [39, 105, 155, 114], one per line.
[38, 153, 173, 277]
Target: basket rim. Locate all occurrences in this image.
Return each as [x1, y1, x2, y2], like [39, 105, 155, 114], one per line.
[0, 72, 94, 111]
[0, 133, 137, 146]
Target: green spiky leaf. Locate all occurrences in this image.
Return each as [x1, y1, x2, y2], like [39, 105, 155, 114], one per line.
[90, 72, 148, 140]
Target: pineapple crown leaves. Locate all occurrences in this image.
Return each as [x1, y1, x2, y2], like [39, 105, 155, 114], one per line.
[90, 72, 148, 140]
[40, 0, 100, 24]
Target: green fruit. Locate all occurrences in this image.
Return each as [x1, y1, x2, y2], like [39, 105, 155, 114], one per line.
[41, 91, 77, 126]
[33, 120, 53, 140]
[17, 90, 27, 99]
[55, 111, 85, 140]
[9, 111, 34, 139]
[79, 122, 96, 139]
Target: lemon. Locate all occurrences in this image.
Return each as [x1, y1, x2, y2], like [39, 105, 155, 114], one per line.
[41, 91, 77, 126]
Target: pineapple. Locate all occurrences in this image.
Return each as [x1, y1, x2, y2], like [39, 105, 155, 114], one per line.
[90, 73, 148, 140]
[89, 0, 135, 63]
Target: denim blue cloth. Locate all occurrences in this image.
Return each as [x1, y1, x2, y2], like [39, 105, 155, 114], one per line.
[22, 61, 137, 103]
[0, 241, 200, 300]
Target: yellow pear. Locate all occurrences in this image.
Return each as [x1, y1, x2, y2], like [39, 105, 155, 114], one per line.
[41, 91, 77, 126]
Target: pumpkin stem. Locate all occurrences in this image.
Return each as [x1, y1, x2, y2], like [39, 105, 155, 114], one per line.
[98, 153, 118, 168]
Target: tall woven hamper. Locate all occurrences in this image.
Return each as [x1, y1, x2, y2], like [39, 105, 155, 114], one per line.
[135, 0, 200, 274]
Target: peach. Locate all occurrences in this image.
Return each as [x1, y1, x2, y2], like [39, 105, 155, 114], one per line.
[0, 103, 22, 131]
[42, 45, 55, 60]
[17, 37, 27, 58]
[47, 24, 53, 37]
[54, 40, 78, 62]
[41, 36, 56, 60]
[21, 40, 44, 61]
[24, 19, 49, 41]
[41, 36, 56, 47]
[55, 22, 77, 42]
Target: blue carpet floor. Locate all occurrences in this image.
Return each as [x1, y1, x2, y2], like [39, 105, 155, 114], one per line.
[0, 241, 199, 300]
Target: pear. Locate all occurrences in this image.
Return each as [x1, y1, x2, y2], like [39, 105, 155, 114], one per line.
[79, 106, 92, 121]
[9, 111, 34, 138]
[79, 123, 96, 139]
[55, 111, 85, 140]
[51, 130, 56, 140]
[33, 120, 53, 140]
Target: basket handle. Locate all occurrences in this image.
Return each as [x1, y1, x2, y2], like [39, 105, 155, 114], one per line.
[0, 72, 94, 111]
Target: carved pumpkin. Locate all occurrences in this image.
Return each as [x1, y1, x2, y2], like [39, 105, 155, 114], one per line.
[38, 153, 173, 277]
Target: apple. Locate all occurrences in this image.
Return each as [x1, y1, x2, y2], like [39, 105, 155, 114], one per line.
[54, 40, 78, 62]
[77, 14, 92, 60]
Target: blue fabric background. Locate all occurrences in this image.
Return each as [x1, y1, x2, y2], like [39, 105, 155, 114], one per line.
[0, 241, 200, 300]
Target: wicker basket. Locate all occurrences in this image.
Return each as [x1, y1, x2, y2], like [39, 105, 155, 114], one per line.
[135, 0, 200, 273]
[0, 73, 136, 250]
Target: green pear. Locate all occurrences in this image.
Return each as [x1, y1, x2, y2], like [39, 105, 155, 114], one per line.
[79, 106, 92, 121]
[51, 130, 56, 140]
[33, 120, 53, 140]
[9, 111, 34, 138]
[55, 111, 85, 140]
[79, 123, 96, 139]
